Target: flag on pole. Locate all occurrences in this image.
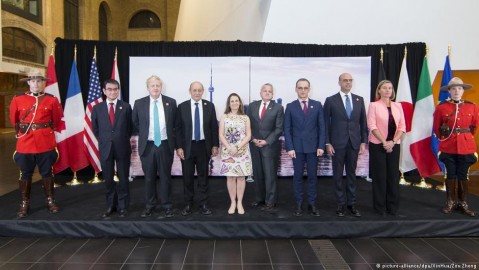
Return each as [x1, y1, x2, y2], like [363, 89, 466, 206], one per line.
[409, 56, 441, 177]
[63, 59, 89, 172]
[432, 55, 453, 173]
[395, 54, 416, 173]
[83, 57, 102, 172]
[45, 54, 68, 174]
[111, 48, 122, 100]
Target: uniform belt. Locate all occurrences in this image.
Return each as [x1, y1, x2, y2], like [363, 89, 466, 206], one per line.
[19, 122, 52, 130]
[453, 128, 471, 133]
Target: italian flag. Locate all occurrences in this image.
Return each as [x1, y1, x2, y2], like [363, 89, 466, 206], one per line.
[409, 56, 441, 177]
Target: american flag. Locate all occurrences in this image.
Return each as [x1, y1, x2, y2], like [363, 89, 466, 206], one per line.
[83, 57, 102, 172]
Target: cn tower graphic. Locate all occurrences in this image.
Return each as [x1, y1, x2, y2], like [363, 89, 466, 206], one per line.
[208, 64, 214, 102]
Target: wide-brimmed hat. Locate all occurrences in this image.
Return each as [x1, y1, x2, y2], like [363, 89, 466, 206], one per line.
[440, 77, 472, 91]
[19, 70, 50, 82]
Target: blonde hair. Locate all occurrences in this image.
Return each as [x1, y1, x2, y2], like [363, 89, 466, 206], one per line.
[375, 80, 396, 100]
[146, 75, 162, 87]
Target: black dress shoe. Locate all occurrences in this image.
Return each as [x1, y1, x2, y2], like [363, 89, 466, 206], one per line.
[293, 204, 303, 217]
[200, 205, 212, 215]
[164, 208, 174, 218]
[348, 205, 361, 217]
[102, 207, 116, 218]
[308, 205, 320, 217]
[251, 201, 265, 208]
[118, 209, 128, 217]
[140, 208, 153, 218]
[336, 205, 345, 217]
[181, 205, 192, 216]
[261, 203, 276, 211]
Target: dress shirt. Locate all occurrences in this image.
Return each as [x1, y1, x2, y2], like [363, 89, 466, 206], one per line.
[148, 95, 167, 141]
[190, 99, 204, 140]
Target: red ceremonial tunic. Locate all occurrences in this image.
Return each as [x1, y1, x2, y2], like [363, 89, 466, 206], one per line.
[433, 100, 479, 155]
[9, 92, 64, 154]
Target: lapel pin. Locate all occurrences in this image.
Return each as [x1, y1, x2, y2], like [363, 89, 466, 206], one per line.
[166, 103, 169, 106]
[204, 102, 207, 106]
[356, 98, 359, 101]
[310, 106, 314, 109]
[119, 106, 123, 110]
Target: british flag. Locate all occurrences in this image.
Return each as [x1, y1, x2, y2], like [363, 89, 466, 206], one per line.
[83, 57, 102, 172]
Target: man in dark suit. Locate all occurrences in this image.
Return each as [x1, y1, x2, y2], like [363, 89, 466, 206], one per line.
[176, 81, 219, 216]
[324, 73, 368, 217]
[247, 83, 284, 211]
[284, 78, 325, 217]
[132, 75, 178, 218]
[92, 79, 132, 218]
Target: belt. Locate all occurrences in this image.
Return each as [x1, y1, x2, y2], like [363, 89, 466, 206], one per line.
[453, 128, 471, 134]
[19, 122, 52, 130]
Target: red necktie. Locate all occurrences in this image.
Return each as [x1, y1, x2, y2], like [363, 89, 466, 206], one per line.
[109, 103, 115, 126]
[260, 102, 267, 120]
[302, 100, 308, 115]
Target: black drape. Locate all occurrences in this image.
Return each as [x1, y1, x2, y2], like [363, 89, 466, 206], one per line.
[54, 38, 426, 105]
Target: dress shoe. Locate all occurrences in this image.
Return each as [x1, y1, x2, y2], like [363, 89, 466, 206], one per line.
[261, 203, 276, 211]
[250, 201, 265, 208]
[140, 208, 153, 218]
[118, 209, 128, 217]
[200, 204, 212, 215]
[308, 205, 320, 217]
[237, 203, 245, 215]
[164, 208, 174, 218]
[102, 207, 116, 218]
[293, 204, 303, 217]
[181, 205, 192, 216]
[228, 202, 236, 214]
[336, 205, 345, 217]
[348, 205, 361, 217]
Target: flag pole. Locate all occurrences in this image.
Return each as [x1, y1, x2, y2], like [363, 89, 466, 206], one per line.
[435, 45, 449, 192]
[88, 46, 103, 184]
[67, 171, 83, 186]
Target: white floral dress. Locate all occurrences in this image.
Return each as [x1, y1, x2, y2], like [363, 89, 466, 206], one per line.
[220, 114, 252, 176]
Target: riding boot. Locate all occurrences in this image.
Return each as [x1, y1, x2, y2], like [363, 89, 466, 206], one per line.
[42, 177, 60, 213]
[457, 180, 475, 217]
[441, 179, 457, 214]
[17, 179, 31, 218]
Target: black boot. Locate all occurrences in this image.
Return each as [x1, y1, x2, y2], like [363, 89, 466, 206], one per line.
[17, 179, 31, 218]
[42, 177, 60, 213]
[457, 180, 475, 217]
[442, 179, 457, 214]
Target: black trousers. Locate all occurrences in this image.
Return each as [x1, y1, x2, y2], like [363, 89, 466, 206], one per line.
[439, 152, 478, 180]
[14, 150, 58, 180]
[369, 143, 400, 214]
[181, 140, 210, 206]
[140, 141, 173, 210]
[101, 145, 130, 211]
[331, 140, 360, 206]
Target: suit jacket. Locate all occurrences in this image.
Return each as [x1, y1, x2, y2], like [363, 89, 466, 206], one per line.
[176, 99, 219, 158]
[92, 99, 132, 160]
[247, 100, 284, 156]
[323, 93, 368, 150]
[284, 99, 325, 153]
[367, 100, 406, 144]
[132, 95, 178, 156]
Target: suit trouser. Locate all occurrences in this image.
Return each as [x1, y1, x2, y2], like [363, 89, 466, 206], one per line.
[369, 143, 400, 214]
[250, 143, 279, 205]
[14, 150, 58, 179]
[101, 146, 130, 210]
[292, 152, 318, 205]
[331, 141, 359, 206]
[181, 140, 209, 206]
[140, 141, 173, 210]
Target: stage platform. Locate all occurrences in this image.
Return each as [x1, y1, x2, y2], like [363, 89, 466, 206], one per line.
[0, 176, 478, 239]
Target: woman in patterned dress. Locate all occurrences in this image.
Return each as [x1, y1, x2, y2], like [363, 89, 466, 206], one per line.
[219, 93, 252, 214]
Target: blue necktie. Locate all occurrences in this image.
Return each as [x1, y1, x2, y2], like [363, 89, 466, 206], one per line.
[345, 95, 352, 119]
[194, 102, 200, 141]
[154, 100, 161, 146]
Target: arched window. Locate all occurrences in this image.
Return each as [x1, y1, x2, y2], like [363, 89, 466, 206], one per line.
[2, 27, 44, 64]
[129, 10, 161, 29]
[64, 0, 79, 39]
[99, 3, 108, 40]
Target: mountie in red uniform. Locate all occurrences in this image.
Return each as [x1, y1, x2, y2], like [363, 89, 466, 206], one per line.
[9, 91, 64, 218]
[433, 98, 479, 217]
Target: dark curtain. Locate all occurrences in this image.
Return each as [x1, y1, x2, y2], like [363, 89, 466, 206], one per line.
[54, 38, 426, 105]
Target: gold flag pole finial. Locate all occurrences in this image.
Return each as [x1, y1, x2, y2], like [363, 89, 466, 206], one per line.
[404, 46, 407, 56]
[50, 44, 54, 56]
[448, 44, 451, 56]
[425, 46, 429, 58]
[399, 172, 411, 186]
[114, 46, 118, 61]
[74, 45, 77, 62]
[67, 171, 83, 186]
[94, 45, 97, 60]
[380, 48, 384, 63]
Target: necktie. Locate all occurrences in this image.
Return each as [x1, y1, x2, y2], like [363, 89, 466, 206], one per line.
[154, 100, 161, 147]
[302, 100, 308, 115]
[194, 102, 200, 141]
[109, 103, 115, 126]
[345, 95, 352, 119]
[260, 102, 267, 120]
